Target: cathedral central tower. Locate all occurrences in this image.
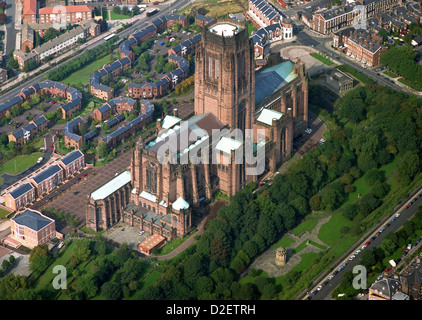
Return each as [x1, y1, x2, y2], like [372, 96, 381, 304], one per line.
[194, 19, 255, 133]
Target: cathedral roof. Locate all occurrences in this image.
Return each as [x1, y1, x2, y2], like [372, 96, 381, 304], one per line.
[255, 60, 298, 107]
[172, 197, 190, 211]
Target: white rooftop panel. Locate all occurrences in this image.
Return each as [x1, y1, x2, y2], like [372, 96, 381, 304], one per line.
[257, 108, 284, 126]
[90, 171, 131, 200]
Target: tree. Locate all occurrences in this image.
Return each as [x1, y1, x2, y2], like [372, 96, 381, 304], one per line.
[397, 151, 419, 184]
[101, 281, 122, 300]
[73, 239, 91, 265]
[97, 141, 109, 159]
[76, 274, 98, 299]
[2, 259, 11, 272]
[364, 168, 385, 185]
[342, 204, 358, 220]
[359, 249, 377, 268]
[29, 245, 52, 272]
[119, 259, 144, 284]
[378, 28, 389, 42]
[309, 194, 322, 211]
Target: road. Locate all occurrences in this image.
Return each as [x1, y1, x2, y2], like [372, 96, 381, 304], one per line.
[4, 0, 17, 55]
[0, 0, 190, 101]
[308, 187, 422, 300]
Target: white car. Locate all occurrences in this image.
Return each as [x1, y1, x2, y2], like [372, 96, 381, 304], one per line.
[355, 249, 362, 255]
[349, 255, 355, 261]
[395, 213, 400, 218]
[328, 275, 334, 280]
[317, 285, 322, 291]
[361, 245, 367, 250]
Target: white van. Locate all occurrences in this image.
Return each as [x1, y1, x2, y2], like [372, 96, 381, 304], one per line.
[37, 157, 43, 164]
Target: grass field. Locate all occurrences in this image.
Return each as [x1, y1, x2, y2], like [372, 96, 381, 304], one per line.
[271, 235, 295, 251]
[383, 70, 398, 78]
[179, 0, 247, 18]
[336, 65, 373, 84]
[61, 55, 111, 86]
[0, 152, 42, 175]
[0, 207, 10, 219]
[110, 11, 132, 20]
[154, 228, 197, 256]
[397, 77, 422, 91]
[310, 53, 335, 66]
[292, 219, 318, 236]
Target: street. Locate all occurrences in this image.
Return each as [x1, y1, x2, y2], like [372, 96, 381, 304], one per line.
[308, 188, 422, 300]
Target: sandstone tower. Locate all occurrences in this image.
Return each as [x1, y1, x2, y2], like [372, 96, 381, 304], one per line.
[194, 19, 255, 133]
[275, 247, 287, 266]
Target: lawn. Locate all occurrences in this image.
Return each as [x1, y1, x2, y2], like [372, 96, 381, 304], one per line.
[61, 55, 112, 86]
[336, 65, 374, 84]
[292, 219, 318, 236]
[153, 228, 197, 256]
[0, 152, 42, 175]
[397, 78, 422, 91]
[33, 241, 77, 292]
[317, 212, 357, 257]
[179, 0, 246, 18]
[383, 70, 398, 78]
[130, 270, 162, 300]
[271, 235, 295, 251]
[0, 207, 10, 219]
[310, 53, 335, 66]
[110, 11, 132, 20]
[293, 240, 309, 254]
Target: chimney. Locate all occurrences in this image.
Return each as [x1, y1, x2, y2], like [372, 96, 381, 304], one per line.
[173, 108, 178, 117]
[364, 39, 368, 46]
[157, 118, 162, 131]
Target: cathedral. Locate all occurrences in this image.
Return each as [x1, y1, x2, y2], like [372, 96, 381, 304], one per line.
[86, 19, 308, 240]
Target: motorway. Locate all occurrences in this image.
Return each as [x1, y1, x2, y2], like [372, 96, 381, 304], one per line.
[0, 0, 191, 102]
[308, 188, 422, 300]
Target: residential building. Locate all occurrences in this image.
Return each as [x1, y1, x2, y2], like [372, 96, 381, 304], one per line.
[400, 254, 422, 300]
[10, 209, 56, 249]
[0, 68, 8, 84]
[368, 276, 402, 300]
[38, 5, 93, 25]
[29, 164, 64, 196]
[4, 183, 37, 211]
[57, 149, 85, 179]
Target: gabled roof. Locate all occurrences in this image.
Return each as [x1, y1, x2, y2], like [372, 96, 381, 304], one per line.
[8, 183, 35, 200]
[59, 150, 84, 166]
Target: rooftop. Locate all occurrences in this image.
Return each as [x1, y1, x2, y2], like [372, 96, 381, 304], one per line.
[208, 22, 243, 37]
[12, 209, 54, 232]
[90, 170, 131, 200]
[255, 60, 298, 107]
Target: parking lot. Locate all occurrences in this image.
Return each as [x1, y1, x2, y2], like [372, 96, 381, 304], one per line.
[32, 150, 132, 223]
[0, 100, 60, 135]
[102, 222, 151, 250]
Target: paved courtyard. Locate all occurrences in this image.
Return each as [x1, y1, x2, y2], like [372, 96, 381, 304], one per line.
[279, 46, 335, 76]
[0, 250, 31, 277]
[36, 150, 132, 223]
[102, 222, 151, 251]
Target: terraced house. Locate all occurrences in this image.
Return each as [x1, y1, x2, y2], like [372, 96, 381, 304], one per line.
[4, 183, 37, 212]
[28, 164, 64, 196]
[57, 149, 85, 179]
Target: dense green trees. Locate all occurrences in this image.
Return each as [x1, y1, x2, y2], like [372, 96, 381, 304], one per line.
[380, 45, 422, 89]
